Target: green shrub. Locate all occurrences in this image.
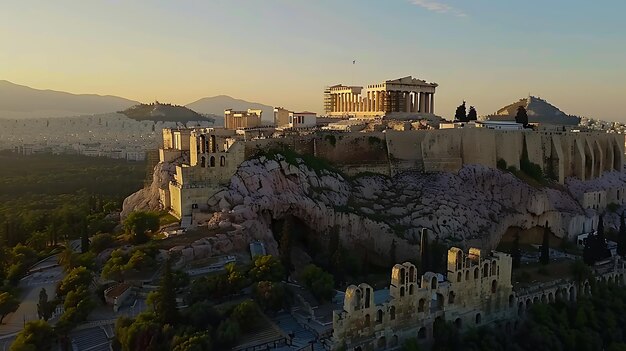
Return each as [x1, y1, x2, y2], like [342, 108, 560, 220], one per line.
[324, 134, 337, 147]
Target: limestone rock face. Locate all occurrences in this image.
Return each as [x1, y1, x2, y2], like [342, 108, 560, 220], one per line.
[198, 155, 622, 263]
[121, 160, 176, 219]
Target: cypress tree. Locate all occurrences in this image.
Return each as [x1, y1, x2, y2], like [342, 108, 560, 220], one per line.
[515, 106, 529, 126]
[455, 101, 467, 122]
[156, 259, 178, 325]
[596, 215, 611, 260]
[618, 212, 626, 257]
[467, 106, 478, 121]
[512, 231, 521, 269]
[420, 228, 430, 274]
[540, 222, 550, 265]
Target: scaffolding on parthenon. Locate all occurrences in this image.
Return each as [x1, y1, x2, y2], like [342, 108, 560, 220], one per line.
[323, 86, 333, 116]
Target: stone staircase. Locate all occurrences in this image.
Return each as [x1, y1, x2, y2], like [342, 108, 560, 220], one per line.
[271, 312, 326, 351]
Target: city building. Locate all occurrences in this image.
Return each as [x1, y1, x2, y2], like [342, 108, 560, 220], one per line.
[324, 76, 438, 118]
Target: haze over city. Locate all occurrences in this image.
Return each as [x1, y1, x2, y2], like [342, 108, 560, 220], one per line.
[1, 0, 626, 121]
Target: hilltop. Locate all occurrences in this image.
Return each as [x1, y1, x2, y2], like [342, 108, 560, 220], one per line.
[120, 102, 213, 123]
[186, 95, 274, 123]
[484, 96, 580, 125]
[0, 80, 138, 118]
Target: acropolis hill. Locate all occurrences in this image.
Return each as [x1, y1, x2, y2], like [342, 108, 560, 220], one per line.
[121, 75, 626, 268]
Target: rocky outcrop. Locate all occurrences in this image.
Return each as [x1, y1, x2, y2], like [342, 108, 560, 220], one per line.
[121, 161, 176, 218]
[197, 154, 620, 263]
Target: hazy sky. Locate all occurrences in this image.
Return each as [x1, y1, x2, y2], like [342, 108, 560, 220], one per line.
[1, 0, 625, 121]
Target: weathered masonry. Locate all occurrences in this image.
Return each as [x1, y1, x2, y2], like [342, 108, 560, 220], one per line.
[331, 248, 626, 351]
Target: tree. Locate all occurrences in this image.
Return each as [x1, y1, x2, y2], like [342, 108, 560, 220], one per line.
[171, 331, 212, 351]
[9, 320, 54, 351]
[301, 264, 335, 302]
[231, 300, 258, 331]
[515, 106, 529, 126]
[0, 291, 20, 324]
[279, 217, 293, 275]
[123, 211, 159, 244]
[56, 266, 92, 297]
[420, 229, 430, 274]
[37, 288, 53, 321]
[467, 106, 477, 121]
[540, 222, 550, 265]
[80, 229, 89, 254]
[89, 232, 114, 254]
[595, 215, 611, 261]
[455, 101, 467, 122]
[512, 231, 521, 269]
[619, 212, 626, 257]
[253, 281, 286, 311]
[155, 259, 178, 325]
[250, 255, 284, 282]
[216, 318, 240, 349]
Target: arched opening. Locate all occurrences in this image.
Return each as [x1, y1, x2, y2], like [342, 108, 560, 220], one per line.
[509, 294, 514, 308]
[354, 289, 361, 311]
[526, 299, 532, 310]
[491, 262, 497, 276]
[418, 327, 427, 339]
[457, 272, 462, 282]
[456, 250, 463, 270]
[209, 156, 215, 167]
[475, 313, 482, 325]
[364, 314, 370, 326]
[199, 135, 206, 153]
[431, 277, 437, 289]
[376, 309, 383, 324]
[474, 267, 479, 279]
[210, 135, 216, 153]
[390, 306, 396, 320]
[465, 270, 470, 281]
[409, 266, 416, 282]
[569, 286, 576, 301]
[548, 292, 554, 303]
[455, 318, 462, 329]
[448, 291, 456, 304]
[400, 268, 406, 283]
[491, 280, 497, 294]
[200, 156, 206, 167]
[377, 336, 386, 350]
[400, 286, 405, 297]
[541, 294, 547, 303]
[409, 284, 414, 295]
[220, 156, 225, 167]
[418, 298, 426, 312]
[483, 263, 489, 278]
[556, 289, 563, 300]
[365, 288, 371, 308]
[533, 296, 539, 304]
[433, 293, 444, 311]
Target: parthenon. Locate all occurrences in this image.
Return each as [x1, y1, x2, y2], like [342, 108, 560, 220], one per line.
[324, 76, 438, 118]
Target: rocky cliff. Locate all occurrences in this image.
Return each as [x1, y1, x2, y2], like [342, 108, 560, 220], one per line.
[201, 153, 624, 263]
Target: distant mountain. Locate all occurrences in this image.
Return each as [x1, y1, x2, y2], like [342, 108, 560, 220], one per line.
[120, 102, 213, 124]
[186, 95, 274, 123]
[0, 80, 139, 118]
[484, 96, 580, 125]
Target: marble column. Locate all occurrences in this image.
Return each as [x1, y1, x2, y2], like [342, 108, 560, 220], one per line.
[405, 92, 411, 113]
[412, 93, 418, 112]
[430, 94, 435, 114]
[373, 91, 379, 112]
[424, 93, 430, 114]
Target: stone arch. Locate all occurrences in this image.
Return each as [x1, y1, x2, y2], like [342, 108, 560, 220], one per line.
[475, 313, 482, 325]
[418, 298, 426, 312]
[526, 298, 532, 310]
[409, 266, 416, 282]
[418, 327, 427, 339]
[377, 336, 386, 350]
[365, 314, 370, 326]
[199, 135, 206, 153]
[457, 272, 462, 282]
[390, 306, 396, 320]
[533, 296, 539, 304]
[456, 250, 463, 270]
[491, 261, 497, 276]
[541, 294, 547, 303]
[474, 267, 479, 279]
[200, 156, 206, 167]
[569, 286, 576, 301]
[608, 275, 615, 285]
[409, 284, 414, 295]
[376, 309, 383, 324]
[209, 156, 216, 167]
[448, 291, 456, 304]
[210, 135, 216, 153]
[400, 286, 405, 297]
[455, 318, 462, 329]
[431, 276, 437, 289]
[548, 292, 554, 303]
[400, 267, 406, 284]
[556, 288, 563, 300]
[434, 293, 444, 310]
[354, 288, 362, 310]
[465, 270, 470, 281]
[483, 263, 489, 278]
[220, 155, 226, 167]
[491, 280, 497, 294]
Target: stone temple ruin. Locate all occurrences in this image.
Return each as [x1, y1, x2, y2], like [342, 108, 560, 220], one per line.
[331, 247, 626, 351]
